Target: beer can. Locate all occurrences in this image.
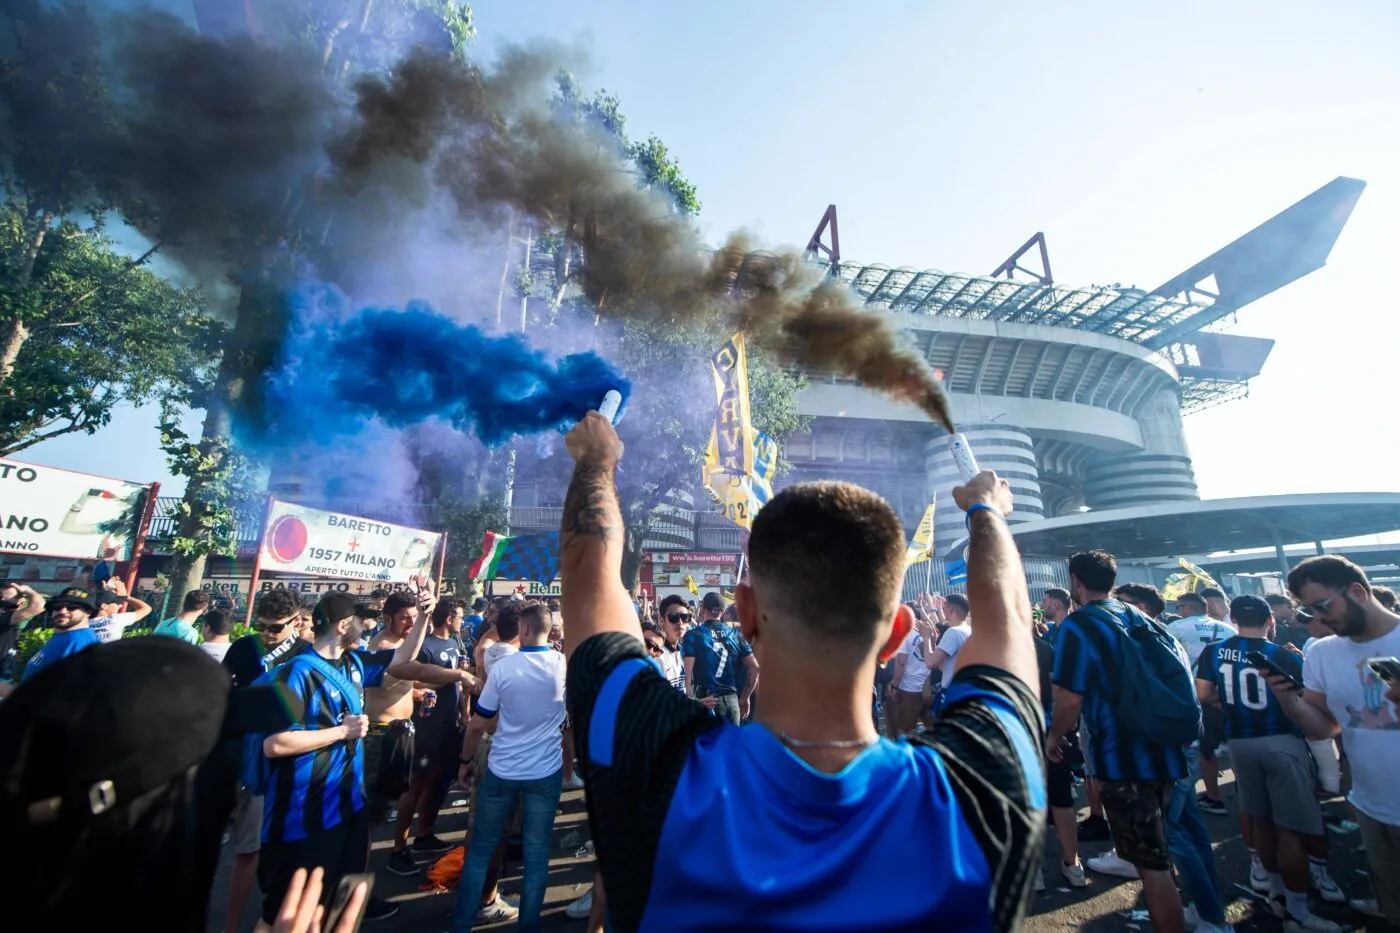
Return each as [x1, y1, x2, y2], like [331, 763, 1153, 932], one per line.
[422, 689, 437, 710]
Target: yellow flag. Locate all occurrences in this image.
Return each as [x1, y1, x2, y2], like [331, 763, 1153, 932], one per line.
[702, 332, 777, 530]
[684, 574, 699, 595]
[905, 502, 936, 567]
[1177, 557, 1220, 590]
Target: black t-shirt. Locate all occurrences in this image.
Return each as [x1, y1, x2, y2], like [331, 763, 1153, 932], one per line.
[567, 631, 1045, 933]
[414, 633, 463, 735]
[222, 634, 310, 688]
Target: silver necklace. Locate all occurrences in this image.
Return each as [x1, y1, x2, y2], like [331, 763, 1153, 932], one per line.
[775, 730, 880, 749]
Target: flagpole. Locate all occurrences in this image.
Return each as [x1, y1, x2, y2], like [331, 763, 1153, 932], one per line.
[244, 495, 276, 627]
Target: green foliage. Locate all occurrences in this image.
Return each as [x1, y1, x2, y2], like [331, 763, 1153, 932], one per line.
[0, 206, 223, 455]
[430, 492, 510, 591]
[157, 399, 262, 560]
[629, 135, 701, 217]
[15, 624, 52, 674]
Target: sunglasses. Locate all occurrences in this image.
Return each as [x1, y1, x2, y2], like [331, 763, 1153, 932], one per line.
[255, 621, 291, 634]
[666, 613, 692, 624]
[1299, 589, 1348, 618]
[645, 640, 664, 655]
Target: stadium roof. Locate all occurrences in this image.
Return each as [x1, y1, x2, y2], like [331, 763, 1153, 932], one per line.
[944, 492, 1400, 561]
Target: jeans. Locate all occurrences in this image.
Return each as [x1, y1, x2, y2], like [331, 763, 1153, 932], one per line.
[712, 693, 742, 725]
[452, 767, 563, 933]
[1164, 747, 1225, 924]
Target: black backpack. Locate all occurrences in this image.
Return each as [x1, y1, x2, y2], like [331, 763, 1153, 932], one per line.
[1080, 600, 1202, 747]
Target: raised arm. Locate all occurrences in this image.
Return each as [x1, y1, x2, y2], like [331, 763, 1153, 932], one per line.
[560, 412, 639, 663]
[386, 608, 436, 681]
[948, 471, 1037, 695]
[12, 585, 45, 625]
[123, 594, 153, 623]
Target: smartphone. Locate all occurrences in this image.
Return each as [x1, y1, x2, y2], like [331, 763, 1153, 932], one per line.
[324, 873, 374, 932]
[1244, 650, 1303, 691]
[1367, 656, 1400, 686]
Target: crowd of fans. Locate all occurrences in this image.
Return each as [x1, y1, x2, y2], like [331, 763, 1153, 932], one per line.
[1, 410, 1397, 933]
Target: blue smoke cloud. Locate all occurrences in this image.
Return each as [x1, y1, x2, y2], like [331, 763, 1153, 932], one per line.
[267, 285, 629, 446]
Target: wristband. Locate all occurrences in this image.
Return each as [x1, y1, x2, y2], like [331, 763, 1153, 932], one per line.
[964, 503, 1002, 529]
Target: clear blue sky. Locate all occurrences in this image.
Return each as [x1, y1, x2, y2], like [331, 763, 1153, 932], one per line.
[23, 0, 1400, 504]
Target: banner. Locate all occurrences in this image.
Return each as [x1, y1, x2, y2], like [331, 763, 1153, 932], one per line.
[905, 502, 936, 567]
[258, 498, 440, 583]
[945, 559, 968, 586]
[0, 459, 149, 560]
[701, 333, 777, 530]
[1160, 557, 1221, 601]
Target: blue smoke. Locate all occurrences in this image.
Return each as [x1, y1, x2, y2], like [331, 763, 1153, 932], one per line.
[267, 285, 629, 446]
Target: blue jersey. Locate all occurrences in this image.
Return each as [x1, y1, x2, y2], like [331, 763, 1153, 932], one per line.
[260, 648, 391, 844]
[21, 627, 99, 682]
[1196, 636, 1303, 740]
[680, 621, 752, 696]
[1053, 599, 1188, 782]
[568, 632, 1046, 933]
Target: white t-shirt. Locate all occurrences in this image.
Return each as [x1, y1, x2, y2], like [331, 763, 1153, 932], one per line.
[200, 641, 232, 663]
[937, 622, 973, 689]
[482, 641, 518, 677]
[478, 645, 566, 781]
[89, 611, 141, 644]
[1165, 615, 1239, 665]
[657, 646, 685, 693]
[897, 632, 932, 693]
[1302, 625, 1400, 825]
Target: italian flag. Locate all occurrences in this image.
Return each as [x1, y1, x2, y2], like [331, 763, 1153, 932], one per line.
[469, 531, 513, 580]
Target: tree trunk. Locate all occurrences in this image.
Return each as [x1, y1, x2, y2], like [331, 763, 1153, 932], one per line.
[0, 316, 30, 387]
[621, 524, 648, 595]
[17, 211, 53, 288]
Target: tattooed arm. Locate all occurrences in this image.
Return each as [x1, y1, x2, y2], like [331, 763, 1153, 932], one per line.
[560, 412, 640, 662]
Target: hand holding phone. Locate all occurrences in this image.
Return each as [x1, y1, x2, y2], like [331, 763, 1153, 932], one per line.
[323, 873, 374, 933]
[1245, 650, 1304, 692]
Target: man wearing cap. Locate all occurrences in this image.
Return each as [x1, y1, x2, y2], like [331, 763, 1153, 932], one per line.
[1196, 595, 1339, 932]
[21, 587, 101, 682]
[253, 593, 433, 930]
[88, 580, 153, 644]
[681, 591, 758, 725]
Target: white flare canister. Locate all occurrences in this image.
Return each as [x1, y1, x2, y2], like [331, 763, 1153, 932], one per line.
[948, 433, 980, 481]
[597, 389, 622, 424]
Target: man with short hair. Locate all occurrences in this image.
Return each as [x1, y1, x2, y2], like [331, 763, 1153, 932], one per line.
[88, 580, 152, 643]
[681, 591, 759, 724]
[1267, 594, 1311, 650]
[20, 587, 100, 682]
[1117, 583, 1166, 621]
[453, 600, 565, 932]
[655, 595, 690, 693]
[887, 608, 937, 736]
[1197, 595, 1335, 931]
[0, 581, 45, 680]
[387, 597, 471, 872]
[926, 593, 972, 692]
[1039, 587, 1071, 641]
[254, 593, 426, 931]
[1166, 591, 1238, 816]
[558, 413, 1045, 932]
[219, 588, 310, 933]
[154, 589, 212, 645]
[200, 608, 235, 663]
[1200, 586, 1231, 623]
[1270, 555, 1400, 925]
[1049, 550, 1189, 933]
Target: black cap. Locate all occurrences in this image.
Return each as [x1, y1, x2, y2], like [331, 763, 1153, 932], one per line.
[49, 587, 97, 614]
[701, 591, 726, 613]
[0, 638, 292, 828]
[1230, 595, 1273, 627]
[472, 598, 488, 611]
[96, 592, 127, 608]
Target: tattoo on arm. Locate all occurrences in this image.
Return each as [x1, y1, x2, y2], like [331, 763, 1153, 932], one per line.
[561, 464, 619, 548]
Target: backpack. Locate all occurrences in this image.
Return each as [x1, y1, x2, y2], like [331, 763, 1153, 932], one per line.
[1080, 600, 1202, 747]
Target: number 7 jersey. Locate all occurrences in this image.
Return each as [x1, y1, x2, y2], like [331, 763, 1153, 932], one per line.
[1196, 636, 1303, 740]
[680, 620, 752, 695]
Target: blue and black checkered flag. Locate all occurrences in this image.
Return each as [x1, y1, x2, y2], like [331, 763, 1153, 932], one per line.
[471, 531, 560, 585]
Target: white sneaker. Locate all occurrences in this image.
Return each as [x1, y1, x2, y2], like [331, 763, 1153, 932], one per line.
[1250, 858, 1271, 893]
[1034, 868, 1045, 892]
[476, 895, 520, 922]
[1086, 850, 1139, 879]
[1060, 859, 1087, 888]
[565, 888, 594, 919]
[1184, 903, 1201, 931]
[1350, 898, 1383, 918]
[1284, 913, 1342, 932]
[563, 773, 585, 790]
[1309, 864, 1345, 904]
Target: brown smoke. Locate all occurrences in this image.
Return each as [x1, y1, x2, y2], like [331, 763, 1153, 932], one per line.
[333, 47, 955, 431]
